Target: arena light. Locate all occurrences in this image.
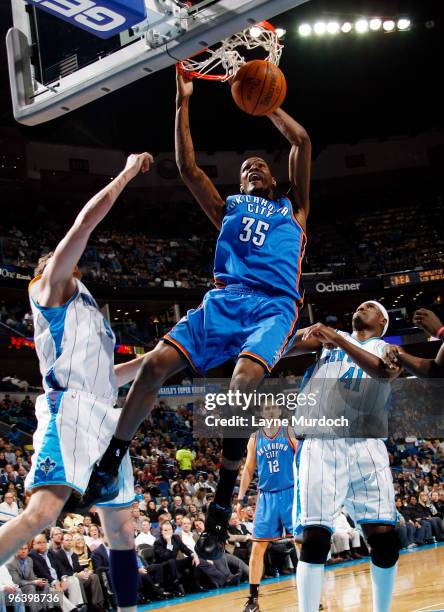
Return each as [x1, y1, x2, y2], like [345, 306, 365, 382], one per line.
[397, 18, 411, 31]
[369, 18, 382, 31]
[355, 19, 369, 33]
[383, 19, 396, 32]
[341, 21, 353, 33]
[326, 21, 340, 34]
[313, 21, 327, 36]
[249, 25, 262, 38]
[275, 28, 286, 38]
[298, 23, 312, 37]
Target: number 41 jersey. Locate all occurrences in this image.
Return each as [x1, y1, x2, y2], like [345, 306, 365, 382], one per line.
[214, 194, 306, 301]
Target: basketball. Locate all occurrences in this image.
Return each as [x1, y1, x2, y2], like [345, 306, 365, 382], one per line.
[231, 59, 287, 116]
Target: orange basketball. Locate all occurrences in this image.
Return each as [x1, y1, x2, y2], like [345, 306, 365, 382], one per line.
[231, 59, 287, 116]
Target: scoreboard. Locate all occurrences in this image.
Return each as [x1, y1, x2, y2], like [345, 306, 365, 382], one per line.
[383, 268, 444, 288]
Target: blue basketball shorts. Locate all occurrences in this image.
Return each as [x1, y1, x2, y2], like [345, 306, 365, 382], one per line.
[253, 487, 295, 540]
[163, 284, 300, 374]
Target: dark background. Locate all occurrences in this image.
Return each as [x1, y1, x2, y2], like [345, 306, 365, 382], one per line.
[0, 0, 443, 151]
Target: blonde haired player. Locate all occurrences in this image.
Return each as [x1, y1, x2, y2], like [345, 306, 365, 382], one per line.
[0, 152, 153, 612]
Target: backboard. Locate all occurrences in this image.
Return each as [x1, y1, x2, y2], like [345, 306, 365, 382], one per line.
[7, 0, 310, 126]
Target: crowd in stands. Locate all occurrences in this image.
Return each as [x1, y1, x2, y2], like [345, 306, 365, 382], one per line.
[1, 395, 443, 609]
[1, 196, 443, 287]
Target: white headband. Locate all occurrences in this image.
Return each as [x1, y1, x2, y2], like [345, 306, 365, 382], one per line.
[366, 301, 390, 336]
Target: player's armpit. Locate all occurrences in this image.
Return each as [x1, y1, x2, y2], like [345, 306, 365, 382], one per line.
[179, 166, 225, 230]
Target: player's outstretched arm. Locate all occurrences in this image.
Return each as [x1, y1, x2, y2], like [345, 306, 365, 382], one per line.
[284, 327, 323, 357]
[175, 71, 225, 230]
[235, 434, 257, 518]
[304, 323, 401, 379]
[383, 344, 444, 378]
[114, 355, 146, 387]
[268, 109, 311, 229]
[38, 153, 153, 307]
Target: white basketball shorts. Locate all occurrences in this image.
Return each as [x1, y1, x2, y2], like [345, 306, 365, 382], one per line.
[293, 437, 396, 534]
[25, 389, 134, 507]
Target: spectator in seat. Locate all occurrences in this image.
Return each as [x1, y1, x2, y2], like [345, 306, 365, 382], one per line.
[0, 492, 19, 523]
[331, 509, 364, 561]
[49, 527, 66, 554]
[0, 563, 25, 612]
[55, 533, 104, 610]
[84, 525, 103, 549]
[131, 507, 144, 532]
[416, 492, 444, 541]
[146, 501, 159, 524]
[29, 533, 80, 612]
[179, 516, 227, 588]
[406, 496, 435, 543]
[154, 521, 200, 597]
[227, 513, 251, 564]
[431, 490, 444, 519]
[6, 544, 51, 612]
[135, 519, 155, 548]
[394, 498, 417, 549]
[157, 498, 170, 517]
[71, 534, 91, 571]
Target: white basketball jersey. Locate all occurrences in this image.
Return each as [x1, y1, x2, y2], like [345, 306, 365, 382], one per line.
[29, 277, 117, 401]
[301, 331, 391, 422]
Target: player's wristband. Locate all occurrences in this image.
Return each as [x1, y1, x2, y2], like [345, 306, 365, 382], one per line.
[436, 326, 444, 340]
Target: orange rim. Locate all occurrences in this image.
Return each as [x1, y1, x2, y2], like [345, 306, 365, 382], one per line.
[177, 21, 278, 81]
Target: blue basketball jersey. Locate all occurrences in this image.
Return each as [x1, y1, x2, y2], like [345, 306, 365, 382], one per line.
[256, 427, 296, 492]
[214, 194, 306, 301]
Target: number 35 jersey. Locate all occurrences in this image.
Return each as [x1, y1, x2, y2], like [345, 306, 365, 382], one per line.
[214, 194, 306, 301]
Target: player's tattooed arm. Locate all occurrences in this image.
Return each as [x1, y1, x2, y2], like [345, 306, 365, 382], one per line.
[175, 71, 225, 230]
[383, 344, 444, 379]
[235, 434, 257, 518]
[303, 323, 401, 379]
[284, 327, 323, 357]
[268, 109, 311, 228]
[38, 153, 153, 307]
[114, 355, 146, 387]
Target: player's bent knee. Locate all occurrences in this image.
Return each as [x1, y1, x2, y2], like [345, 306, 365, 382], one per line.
[367, 528, 400, 568]
[23, 504, 58, 531]
[300, 526, 331, 565]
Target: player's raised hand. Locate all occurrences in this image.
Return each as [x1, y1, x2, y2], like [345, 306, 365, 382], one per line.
[124, 152, 154, 178]
[413, 308, 443, 337]
[382, 344, 402, 369]
[176, 69, 194, 100]
[235, 502, 243, 520]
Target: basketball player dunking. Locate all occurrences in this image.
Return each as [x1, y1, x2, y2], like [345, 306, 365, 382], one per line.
[287, 302, 402, 612]
[236, 401, 298, 612]
[84, 71, 311, 560]
[0, 153, 153, 612]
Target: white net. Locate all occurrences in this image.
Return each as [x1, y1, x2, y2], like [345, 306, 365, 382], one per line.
[178, 21, 283, 81]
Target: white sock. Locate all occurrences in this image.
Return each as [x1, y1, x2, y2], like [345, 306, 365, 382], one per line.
[296, 560, 324, 612]
[371, 562, 397, 612]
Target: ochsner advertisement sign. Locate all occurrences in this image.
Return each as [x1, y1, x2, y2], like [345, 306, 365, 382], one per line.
[304, 277, 382, 295]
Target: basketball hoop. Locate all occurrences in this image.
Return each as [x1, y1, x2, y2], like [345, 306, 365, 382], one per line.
[177, 21, 283, 82]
